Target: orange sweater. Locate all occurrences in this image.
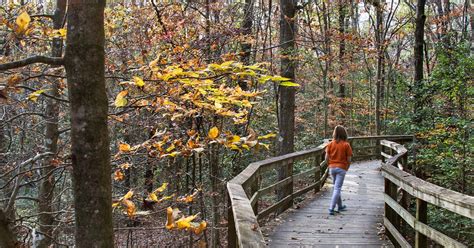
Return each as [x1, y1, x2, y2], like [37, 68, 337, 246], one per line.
[326, 140, 353, 171]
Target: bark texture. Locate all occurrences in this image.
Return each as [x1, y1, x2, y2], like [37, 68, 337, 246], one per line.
[64, 0, 113, 246]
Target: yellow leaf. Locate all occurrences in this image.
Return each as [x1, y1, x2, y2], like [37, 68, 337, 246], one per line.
[149, 193, 158, 202]
[220, 60, 234, 68]
[159, 195, 174, 202]
[165, 144, 175, 152]
[208, 127, 219, 140]
[112, 201, 120, 208]
[176, 214, 198, 230]
[258, 133, 276, 140]
[133, 76, 145, 87]
[27, 89, 46, 102]
[114, 170, 124, 181]
[229, 135, 240, 143]
[279, 81, 300, 87]
[16, 12, 31, 33]
[51, 28, 67, 37]
[119, 142, 131, 152]
[123, 190, 133, 200]
[154, 182, 168, 193]
[114, 90, 128, 107]
[271, 75, 291, 82]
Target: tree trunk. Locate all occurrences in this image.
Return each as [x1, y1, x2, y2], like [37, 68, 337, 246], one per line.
[338, 0, 346, 98]
[64, 0, 113, 246]
[37, 1, 66, 247]
[0, 210, 17, 247]
[374, 1, 384, 135]
[413, 0, 427, 125]
[277, 0, 296, 211]
[239, 0, 254, 90]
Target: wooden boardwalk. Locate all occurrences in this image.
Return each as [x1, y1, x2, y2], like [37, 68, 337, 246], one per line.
[266, 160, 393, 247]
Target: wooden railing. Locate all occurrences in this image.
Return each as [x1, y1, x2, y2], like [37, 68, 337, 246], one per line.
[226, 135, 413, 247]
[381, 140, 474, 248]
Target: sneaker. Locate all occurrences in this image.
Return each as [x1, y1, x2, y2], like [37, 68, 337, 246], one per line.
[338, 205, 347, 212]
[328, 209, 336, 215]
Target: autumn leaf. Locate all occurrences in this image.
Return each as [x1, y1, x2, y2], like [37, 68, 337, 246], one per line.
[16, 12, 31, 34]
[133, 76, 145, 87]
[159, 195, 174, 202]
[119, 142, 131, 152]
[166, 207, 180, 230]
[27, 89, 47, 102]
[166, 207, 174, 229]
[51, 28, 67, 37]
[193, 221, 207, 235]
[176, 214, 198, 230]
[208, 127, 219, 140]
[112, 202, 120, 208]
[270, 75, 291, 82]
[258, 133, 276, 140]
[7, 74, 22, 86]
[148, 193, 159, 202]
[123, 190, 133, 200]
[154, 182, 168, 193]
[120, 163, 131, 170]
[114, 169, 124, 181]
[122, 199, 136, 218]
[114, 90, 128, 107]
[279, 81, 300, 87]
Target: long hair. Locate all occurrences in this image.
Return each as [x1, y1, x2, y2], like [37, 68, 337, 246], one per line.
[332, 125, 348, 142]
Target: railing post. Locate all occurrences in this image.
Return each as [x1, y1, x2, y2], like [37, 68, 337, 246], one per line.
[314, 152, 321, 193]
[415, 198, 428, 248]
[250, 175, 259, 213]
[227, 190, 236, 248]
[375, 138, 382, 160]
[384, 178, 396, 245]
[399, 152, 410, 237]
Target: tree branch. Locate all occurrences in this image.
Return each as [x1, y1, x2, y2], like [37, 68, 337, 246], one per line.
[0, 56, 64, 71]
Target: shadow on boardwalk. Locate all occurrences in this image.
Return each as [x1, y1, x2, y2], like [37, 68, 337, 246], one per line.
[264, 160, 393, 247]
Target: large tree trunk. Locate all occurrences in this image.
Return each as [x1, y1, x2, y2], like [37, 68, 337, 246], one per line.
[413, 0, 427, 125]
[277, 0, 296, 211]
[64, 0, 113, 246]
[37, 1, 66, 247]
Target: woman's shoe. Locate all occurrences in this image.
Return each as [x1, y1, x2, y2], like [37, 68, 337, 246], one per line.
[338, 205, 347, 212]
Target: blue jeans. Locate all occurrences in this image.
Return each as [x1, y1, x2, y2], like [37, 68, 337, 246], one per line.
[329, 167, 346, 211]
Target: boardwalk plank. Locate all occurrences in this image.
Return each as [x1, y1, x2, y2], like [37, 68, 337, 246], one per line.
[266, 160, 393, 247]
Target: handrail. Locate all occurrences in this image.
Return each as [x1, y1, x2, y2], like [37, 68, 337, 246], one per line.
[381, 139, 474, 248]
[227, 135, 414, 247]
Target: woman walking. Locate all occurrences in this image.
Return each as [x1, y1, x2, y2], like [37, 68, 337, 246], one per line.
[325, 125, 353, 215]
